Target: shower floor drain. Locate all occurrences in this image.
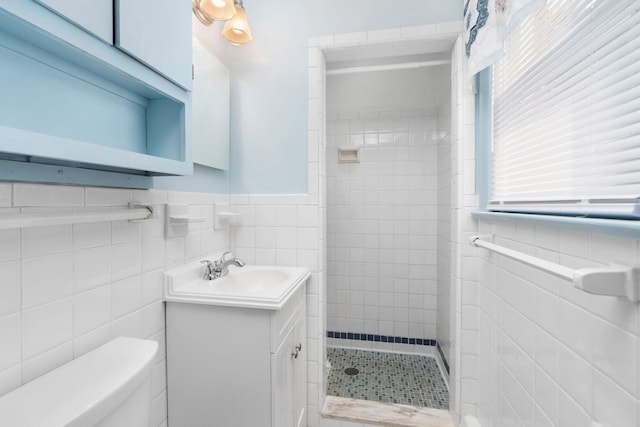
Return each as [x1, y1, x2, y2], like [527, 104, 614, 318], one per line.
[344, 367, 359, 376]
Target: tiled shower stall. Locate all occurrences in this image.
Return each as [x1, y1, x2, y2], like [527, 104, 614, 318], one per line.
[309, 22, 478, 426]
[325, 99, 445, 344]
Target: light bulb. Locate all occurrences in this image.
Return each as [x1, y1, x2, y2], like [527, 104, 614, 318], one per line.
[199, 0, 236, 21]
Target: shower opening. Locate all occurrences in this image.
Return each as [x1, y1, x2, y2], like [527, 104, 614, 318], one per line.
[322, 35, 457, 427]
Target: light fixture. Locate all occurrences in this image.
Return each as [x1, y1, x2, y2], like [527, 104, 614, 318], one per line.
[222, 0, 253, 45]
[199, 0, 236, 21]
[192, 0, 252, 45]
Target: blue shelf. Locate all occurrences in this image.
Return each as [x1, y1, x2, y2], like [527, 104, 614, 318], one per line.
[0, 1, 192, 177]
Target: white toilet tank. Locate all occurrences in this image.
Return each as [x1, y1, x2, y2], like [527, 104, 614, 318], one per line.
[0, 337, 158, 427]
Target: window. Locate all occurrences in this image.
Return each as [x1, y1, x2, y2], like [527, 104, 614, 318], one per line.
[489, 0, 640, 219]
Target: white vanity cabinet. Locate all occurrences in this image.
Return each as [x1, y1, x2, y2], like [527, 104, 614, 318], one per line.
[166, 285, 307, 427]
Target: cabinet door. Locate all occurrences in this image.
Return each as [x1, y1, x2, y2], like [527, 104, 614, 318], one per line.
[115, 0, 192, 89]
[33, 0, 112, 43]
[272, 326, 296, 427]
[293, 316, 307, 427]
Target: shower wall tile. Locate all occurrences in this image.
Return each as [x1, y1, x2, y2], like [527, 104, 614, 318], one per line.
[0, 183, 230, 427]
[325, 103, 445, 341]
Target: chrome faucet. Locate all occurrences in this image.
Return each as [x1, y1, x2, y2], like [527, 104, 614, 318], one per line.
[201, 251, 245, 280]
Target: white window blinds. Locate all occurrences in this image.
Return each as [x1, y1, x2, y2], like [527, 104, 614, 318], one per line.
[490, 0, 640, 218]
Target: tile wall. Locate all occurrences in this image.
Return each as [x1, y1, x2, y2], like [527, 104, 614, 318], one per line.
[325, 107, 442, 346]
[474, 220, 640, 426]
[228, 193, 324, 426]
[446, 34, 479, 422]
[436, 61, 453, 378]
[0, 182, 230, 427]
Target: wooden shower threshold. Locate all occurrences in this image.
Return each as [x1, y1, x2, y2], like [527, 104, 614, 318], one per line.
[321, 396, 454, 427]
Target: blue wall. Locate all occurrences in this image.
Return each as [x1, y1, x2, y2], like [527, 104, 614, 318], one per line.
[205, 0, 463, 194]
[6, 1, 462, 194]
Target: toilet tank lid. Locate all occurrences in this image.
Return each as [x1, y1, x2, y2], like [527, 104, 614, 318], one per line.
[0, 337, 158, 427]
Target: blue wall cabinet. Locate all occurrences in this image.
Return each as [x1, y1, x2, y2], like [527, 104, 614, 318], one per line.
[33, 0, 113, 43]
[0, 0, 193, 177]
[116, 0, 192, 90]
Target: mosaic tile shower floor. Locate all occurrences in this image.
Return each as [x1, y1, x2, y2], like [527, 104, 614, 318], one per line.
[326, 347, 449, 410]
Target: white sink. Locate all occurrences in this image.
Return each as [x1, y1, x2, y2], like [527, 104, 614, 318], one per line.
[164, 255, 310, 310]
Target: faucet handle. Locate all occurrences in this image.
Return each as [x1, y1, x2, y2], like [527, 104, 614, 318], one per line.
[200, 259, 214, 279]
[220, 251, 232, 263]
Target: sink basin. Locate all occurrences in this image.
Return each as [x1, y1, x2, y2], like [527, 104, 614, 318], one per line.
[214, 269, 289, 293]
[164, 256, 310, 310]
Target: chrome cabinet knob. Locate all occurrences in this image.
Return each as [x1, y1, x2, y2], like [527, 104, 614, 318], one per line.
[292, 343, 302, 359]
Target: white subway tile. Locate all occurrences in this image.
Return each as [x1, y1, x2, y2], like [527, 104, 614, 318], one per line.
[112, 220, 141, 244]
[142, 269, 164, 306]
[255, 205, 276, 226]
[112, 275, 142, 319]
[73, 324, 110, 358]
[73, 220, 111, 249]
[149, 390, 167, 427]
[592, 369, 638, 427]
[22, 224, 72, 258]
[74, 285, 111, 336]
[276, 205, 297, 227]
[141, 207, 164, 239]
[535, 328, 559, 380]
[164, 237, 185, 268]
[591, 316, 637, 395]
[111, 241, 141, 281]
[142, 301, 164, 338]
[0, 261, 20, 317]
[276, 227, 297, 249]
[21, 253, 73, 309]
[255, 248, 276, 265]
[13, 184, 84, 207]
[232, 205, 255, 227]
[0, 183, 11, 207]
[22, 298, 73, 359]
[132, 190, 167, 206]
[255, 227, 276, 248]
[0, 314, 20, 371]
[85, 188, 131, 206]
[74, 246, 111, 292]
[142, 238, 165, 273]
[558, 344, 592, 412]
[112, 310, 142, 339]
[0, 365, 21, 396]
[276, 249, 297, 267]
[22, 341, 73, 384]
[298, 228, 319, 250]
[234, 227, 256, 248]
[559, 300, 592, 360]
[184, 231, 202, 261]
[0, 229, 20, 262]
